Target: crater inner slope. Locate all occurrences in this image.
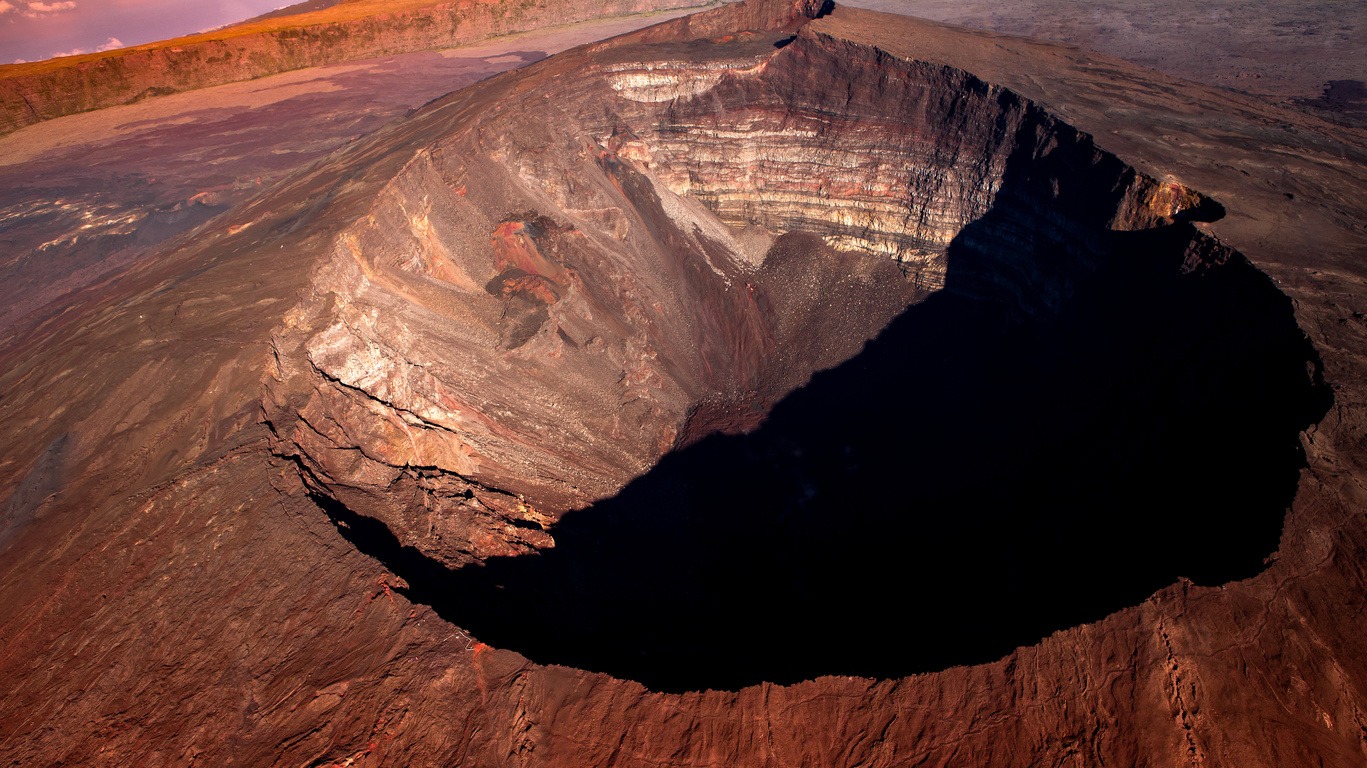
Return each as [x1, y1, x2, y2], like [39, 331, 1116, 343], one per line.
[262, 0, 1327, 689]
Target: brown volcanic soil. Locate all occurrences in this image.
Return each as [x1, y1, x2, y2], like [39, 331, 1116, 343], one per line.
[848, 0, 1367, 126]
[0, 2, 1365, 767]
[0, 7, 705, 343]
[0, 0, 711, 136]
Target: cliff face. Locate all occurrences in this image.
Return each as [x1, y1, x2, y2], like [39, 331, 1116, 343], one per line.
[0, 0, 708, 136]
[264, 9, 1236, 574]
[1, 1, 1365, 766]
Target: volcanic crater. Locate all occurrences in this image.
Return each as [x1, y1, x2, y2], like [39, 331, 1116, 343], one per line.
[261, 0, 1330, 692]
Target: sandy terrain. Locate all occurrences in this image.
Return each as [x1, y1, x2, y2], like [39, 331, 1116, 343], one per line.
[0, 6, 701, 340]
[847, 0, 1367, 124]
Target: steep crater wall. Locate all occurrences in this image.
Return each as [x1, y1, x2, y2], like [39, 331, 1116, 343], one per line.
[264, 24, 1328, 689]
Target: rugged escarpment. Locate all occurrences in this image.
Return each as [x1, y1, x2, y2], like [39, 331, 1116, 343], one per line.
[0, 0, 709, 137]
[264, 0, 1323, 674]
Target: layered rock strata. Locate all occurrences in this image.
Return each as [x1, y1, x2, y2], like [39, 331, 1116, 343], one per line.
[265, 0, 1226, 570]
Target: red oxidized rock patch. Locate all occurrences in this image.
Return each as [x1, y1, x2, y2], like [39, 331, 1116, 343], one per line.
[489, 216, 570, 284]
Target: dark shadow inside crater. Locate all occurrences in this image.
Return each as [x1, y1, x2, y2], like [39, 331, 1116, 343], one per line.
[317, 124, 1331, 692]
[319, 231, 1327, 691]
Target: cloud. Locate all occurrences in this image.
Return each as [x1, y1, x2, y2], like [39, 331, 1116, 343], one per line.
[24, 1, 77, 14]
[0, 1, 14, 14]
[49, 36, 121, 58]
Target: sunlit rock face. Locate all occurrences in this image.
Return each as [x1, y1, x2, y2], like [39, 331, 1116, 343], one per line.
[603, 35, 1206, 290]
[265, 1, 1241, 570]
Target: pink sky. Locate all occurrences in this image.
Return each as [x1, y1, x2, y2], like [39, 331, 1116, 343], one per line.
[0, 0, 292, 63]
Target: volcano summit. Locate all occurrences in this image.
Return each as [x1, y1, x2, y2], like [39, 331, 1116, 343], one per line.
[1, 0, 1364, 765]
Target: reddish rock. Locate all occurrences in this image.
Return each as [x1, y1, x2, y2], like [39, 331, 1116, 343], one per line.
[0, 1, 1364, 766]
